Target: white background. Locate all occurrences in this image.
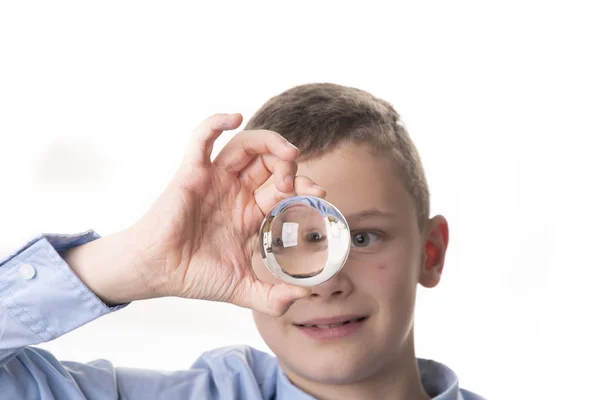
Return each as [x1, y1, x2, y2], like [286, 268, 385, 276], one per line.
[1, 1, 599, 399]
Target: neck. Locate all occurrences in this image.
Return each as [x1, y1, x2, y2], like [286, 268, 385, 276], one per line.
[283, 333, 431, 400]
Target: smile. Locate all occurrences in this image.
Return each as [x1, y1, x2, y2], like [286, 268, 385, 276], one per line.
[295, 317, 367, 329]
[293, 316, 369, 340]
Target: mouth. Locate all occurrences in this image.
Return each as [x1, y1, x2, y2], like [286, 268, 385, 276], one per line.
[293, 316, 369, 340]
[293, 316, 368, 329]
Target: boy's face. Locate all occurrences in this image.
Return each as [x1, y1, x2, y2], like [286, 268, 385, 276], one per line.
[252, 141, 447, 386]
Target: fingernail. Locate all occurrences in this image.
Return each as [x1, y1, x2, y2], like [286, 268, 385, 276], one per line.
[285, 175, 294, 189]
[286, 141, 298, 150]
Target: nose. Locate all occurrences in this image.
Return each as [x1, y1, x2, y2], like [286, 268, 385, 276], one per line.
[309, 269, 353, 300]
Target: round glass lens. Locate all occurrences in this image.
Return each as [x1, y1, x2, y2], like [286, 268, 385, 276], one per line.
[259, 196, 350, 286]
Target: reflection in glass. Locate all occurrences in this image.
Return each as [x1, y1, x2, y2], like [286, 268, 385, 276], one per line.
[259, 196, 351, 286]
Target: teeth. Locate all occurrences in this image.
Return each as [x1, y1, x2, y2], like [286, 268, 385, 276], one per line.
[316, 323, 344, 329]
[301, 318, 363, 329]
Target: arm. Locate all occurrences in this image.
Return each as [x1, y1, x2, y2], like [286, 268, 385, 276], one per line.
[0, 231, 128, 398]
[0, 232, 269, 400]
[0, 231, 123, 366]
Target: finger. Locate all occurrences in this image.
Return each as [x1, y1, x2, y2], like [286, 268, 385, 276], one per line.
[251, 281, 311, 316]
[182, 113, 243, 168]
[253, 175, 327, 215]
[239, 154, 298, 193]
[213, 129, 299, 174]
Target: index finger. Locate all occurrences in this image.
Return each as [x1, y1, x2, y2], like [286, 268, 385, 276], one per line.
[182, 113, 244, 168]
[213, 129, 299, 173]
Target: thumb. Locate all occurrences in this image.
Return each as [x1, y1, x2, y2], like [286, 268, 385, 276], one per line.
[252, 281, 311, 316]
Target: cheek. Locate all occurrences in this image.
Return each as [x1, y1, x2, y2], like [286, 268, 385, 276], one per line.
[352, 251, 418, 296]
[375, 264, 411, 298]
[252, 311, 290, 352]
[363, 258, 418, 323]
[252, 311, 273, 334]
[371, 262, 393, 286]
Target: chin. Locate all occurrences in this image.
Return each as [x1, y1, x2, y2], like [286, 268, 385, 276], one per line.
[281, 347, 379, 385]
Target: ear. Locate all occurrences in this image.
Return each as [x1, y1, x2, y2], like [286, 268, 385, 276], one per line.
[419, 215, 449, 288]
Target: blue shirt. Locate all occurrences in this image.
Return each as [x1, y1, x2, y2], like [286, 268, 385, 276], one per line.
[0, 231, 484, 399]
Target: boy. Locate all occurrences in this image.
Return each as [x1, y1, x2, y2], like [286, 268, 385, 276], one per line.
[0, 83, 484, 399]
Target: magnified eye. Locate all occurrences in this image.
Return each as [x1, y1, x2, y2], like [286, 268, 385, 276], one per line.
[351, 232, 379, 248]
[306, 231, 326, 242]
[259, 195, 351, 284]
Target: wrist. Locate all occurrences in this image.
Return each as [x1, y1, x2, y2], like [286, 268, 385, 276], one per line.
[61, 228, 159, 306]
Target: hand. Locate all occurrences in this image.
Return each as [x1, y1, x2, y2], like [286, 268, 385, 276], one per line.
[128, 113, 325, 315]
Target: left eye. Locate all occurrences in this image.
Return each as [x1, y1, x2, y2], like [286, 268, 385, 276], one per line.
[306, 232, 325, 242]
[351, 232, 380, 248]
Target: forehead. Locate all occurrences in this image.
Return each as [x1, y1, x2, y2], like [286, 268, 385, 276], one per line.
[297, 142, 415, 223]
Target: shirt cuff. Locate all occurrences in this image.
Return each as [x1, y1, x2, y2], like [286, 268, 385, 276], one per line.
[0, 231, 125, 344]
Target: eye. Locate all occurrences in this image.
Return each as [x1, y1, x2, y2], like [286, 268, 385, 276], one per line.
[305, 231, 326, 242]
[273, 237, 284, 247]
[351, 232, 380, 248]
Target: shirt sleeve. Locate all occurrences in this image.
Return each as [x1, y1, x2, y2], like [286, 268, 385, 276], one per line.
[0, 231, 130, 398]
[0, 230, 124, 366]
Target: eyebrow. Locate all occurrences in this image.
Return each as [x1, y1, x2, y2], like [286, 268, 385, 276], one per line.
[344, 209, 398, 223]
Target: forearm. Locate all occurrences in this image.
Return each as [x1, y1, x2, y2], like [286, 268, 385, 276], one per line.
[60, 227, 156, 306]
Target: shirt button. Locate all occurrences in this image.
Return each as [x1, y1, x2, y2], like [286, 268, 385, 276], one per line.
[19, 264, 36, 280]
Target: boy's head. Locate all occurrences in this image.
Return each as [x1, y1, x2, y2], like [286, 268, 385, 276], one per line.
[248, 83, 449, 391]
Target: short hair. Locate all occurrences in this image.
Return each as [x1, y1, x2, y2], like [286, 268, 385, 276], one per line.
[245, 83, 430, 231]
